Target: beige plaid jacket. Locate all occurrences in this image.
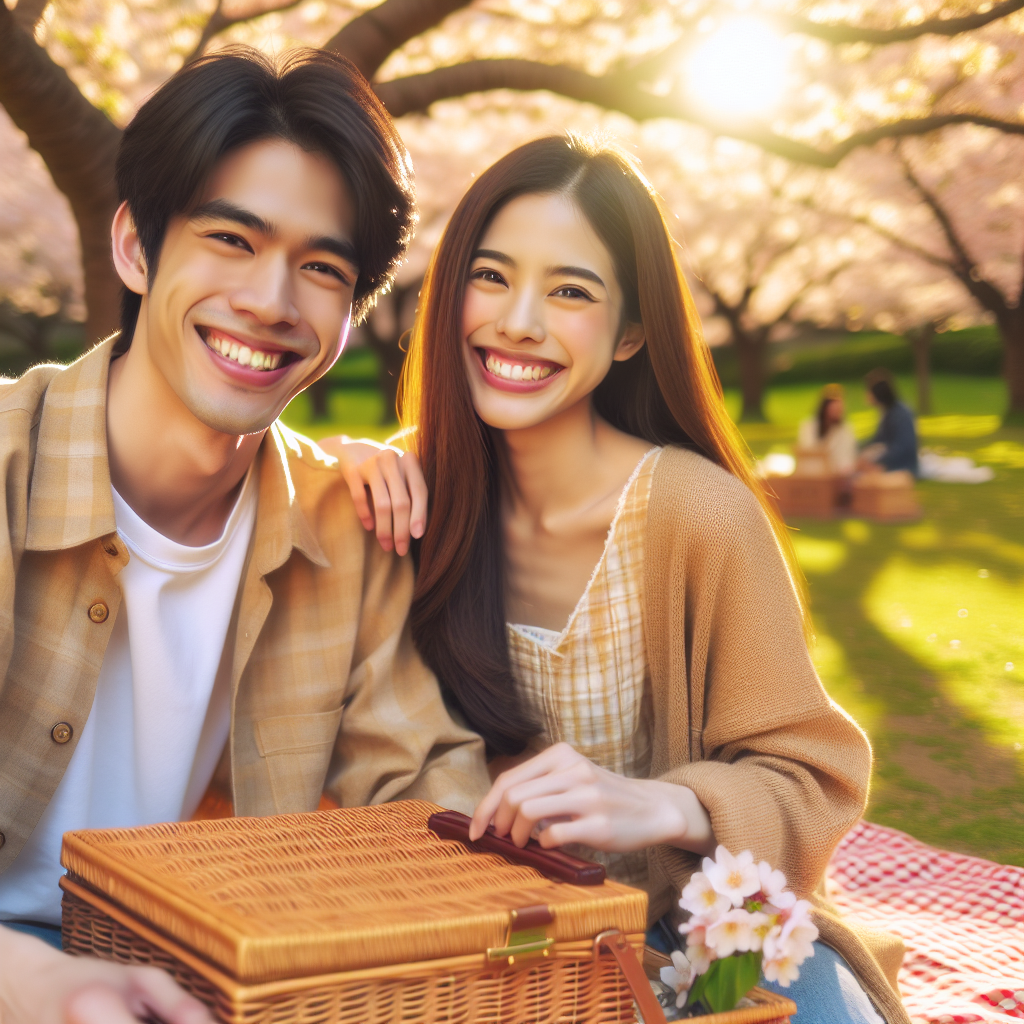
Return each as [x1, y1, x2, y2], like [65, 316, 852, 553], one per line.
[0, 339, 489, 873]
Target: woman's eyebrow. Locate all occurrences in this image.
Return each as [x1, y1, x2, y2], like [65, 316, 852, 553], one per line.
[471, 248, 515, 267]
[549, 265, 606, 288]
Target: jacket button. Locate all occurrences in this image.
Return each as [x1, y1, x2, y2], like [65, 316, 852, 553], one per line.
[88, 601, 109, 623]
[51, 722, 73, 744]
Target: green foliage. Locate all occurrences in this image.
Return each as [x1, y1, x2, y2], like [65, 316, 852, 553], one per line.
[686, 952, 763, 1015]
[712, 327, 1003, 389]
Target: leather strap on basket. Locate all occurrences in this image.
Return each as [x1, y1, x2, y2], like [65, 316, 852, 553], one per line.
[595, 930, 668, 1024]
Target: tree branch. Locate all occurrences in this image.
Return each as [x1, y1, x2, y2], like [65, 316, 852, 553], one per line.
[183, 0, 307, 64]
[11, 0, 50, 33]
[326, 0, 471, 81]
[374, 59, 1024, 167]
[781, 0, 1024, 45]
[898, 150, 1011, 312]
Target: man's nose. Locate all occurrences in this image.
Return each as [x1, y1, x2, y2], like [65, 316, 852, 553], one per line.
[231, 254, 300, 327]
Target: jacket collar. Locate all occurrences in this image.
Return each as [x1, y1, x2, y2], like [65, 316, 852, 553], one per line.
[25, 338, 327, 569]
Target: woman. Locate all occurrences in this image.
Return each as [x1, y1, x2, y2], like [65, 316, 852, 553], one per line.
[333, 136, 907, 1023]
[796, 384, 858, 476]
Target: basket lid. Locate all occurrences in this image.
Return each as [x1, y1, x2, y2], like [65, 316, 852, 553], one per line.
[61, 800, 647, 984]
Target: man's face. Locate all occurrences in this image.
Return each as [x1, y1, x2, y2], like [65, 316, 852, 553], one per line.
[133, 138, 359, 435]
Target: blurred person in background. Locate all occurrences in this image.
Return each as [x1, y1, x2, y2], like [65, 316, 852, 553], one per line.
[795, 383, 857, 477]
[858, 370, 919, 476]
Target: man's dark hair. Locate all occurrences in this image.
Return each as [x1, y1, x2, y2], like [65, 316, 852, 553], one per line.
[865, 368, 898, 409]
[115, 47, 415, 344]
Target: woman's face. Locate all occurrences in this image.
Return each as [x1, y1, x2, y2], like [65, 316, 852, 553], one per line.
[826, 397, 844, 424]
[461, 192, 644, 433]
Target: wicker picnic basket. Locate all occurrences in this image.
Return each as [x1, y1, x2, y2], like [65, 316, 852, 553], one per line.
[59, 800, 794, 1024]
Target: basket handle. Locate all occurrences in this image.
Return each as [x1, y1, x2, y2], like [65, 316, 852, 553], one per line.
[595, 930, 669, 1024]
[427, 810, 606, 885]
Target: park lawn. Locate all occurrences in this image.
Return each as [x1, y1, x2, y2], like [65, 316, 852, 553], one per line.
[284, 373, 1024, 865]
[734, 376, 1024, 867]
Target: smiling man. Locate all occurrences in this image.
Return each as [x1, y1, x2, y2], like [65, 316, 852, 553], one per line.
[0, 48, 487, 1023]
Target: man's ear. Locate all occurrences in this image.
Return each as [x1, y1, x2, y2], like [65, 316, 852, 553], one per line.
[111, 201, 148, 295]
[613, 321, 645, 362]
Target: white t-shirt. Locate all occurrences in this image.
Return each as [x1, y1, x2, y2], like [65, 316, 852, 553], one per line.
[0, 470, 256, 925]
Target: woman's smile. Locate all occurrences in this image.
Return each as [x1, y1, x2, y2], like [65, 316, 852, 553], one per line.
[475, 346, 564, 392]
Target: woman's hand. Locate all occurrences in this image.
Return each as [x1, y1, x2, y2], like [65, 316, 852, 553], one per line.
[318, 436, 427, 556]
[0, 927, 212, 1024]
[469, 742, 715, 856]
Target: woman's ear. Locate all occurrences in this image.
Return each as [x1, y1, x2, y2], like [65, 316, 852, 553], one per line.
[110, 201, 148, 295]
[612, 322, 645, 362]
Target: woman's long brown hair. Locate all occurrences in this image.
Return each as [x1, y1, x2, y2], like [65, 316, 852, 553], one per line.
[399, 135, 804, 755]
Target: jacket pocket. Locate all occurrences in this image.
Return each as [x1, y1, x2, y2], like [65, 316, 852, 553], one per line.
[254, 708, 344, 812]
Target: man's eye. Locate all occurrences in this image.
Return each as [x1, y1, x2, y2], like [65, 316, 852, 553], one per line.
[304, 262, 349, 283]
[209, 232, 252, 251]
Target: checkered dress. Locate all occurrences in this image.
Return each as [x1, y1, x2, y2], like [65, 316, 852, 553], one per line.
[507, 447, 662, 885]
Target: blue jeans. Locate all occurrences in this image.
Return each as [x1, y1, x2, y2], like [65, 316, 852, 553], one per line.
[647, 921, 883, 1024]
[3, 919, 63, 949]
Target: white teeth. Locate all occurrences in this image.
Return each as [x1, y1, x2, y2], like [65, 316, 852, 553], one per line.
[484, 352, 558, 382]
[205, 333, 284, 372]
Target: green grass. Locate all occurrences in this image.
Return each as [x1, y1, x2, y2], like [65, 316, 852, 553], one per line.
[734, 376, 1024, 866]
[286, 372, 1024, 865]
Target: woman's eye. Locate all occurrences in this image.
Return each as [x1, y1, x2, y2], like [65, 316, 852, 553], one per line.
[553, 285, 593, 301]
[471, 268, 506, 286]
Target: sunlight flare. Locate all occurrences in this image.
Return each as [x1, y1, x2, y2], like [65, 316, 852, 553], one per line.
[686, 16, 790, 119]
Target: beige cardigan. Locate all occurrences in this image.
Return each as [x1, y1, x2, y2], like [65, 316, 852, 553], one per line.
[641, 447, 909, 1024]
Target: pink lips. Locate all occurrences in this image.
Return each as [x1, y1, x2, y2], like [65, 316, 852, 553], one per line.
[200, 329, 295, 387]
[476, 348, 563, 393]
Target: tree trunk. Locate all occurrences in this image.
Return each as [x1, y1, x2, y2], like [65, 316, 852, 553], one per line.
[909, 323, 933, 415]
[363, 329, 407, 423]
[996, 307, 1024, 423]
[0, 1, 123, 343]
[734, 329, 769, 422]
[308, 376, 331, 420]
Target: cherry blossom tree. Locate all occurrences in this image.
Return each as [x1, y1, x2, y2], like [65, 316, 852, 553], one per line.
[3, 0, 1022, 344]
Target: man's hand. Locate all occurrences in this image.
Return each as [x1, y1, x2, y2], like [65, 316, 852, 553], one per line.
[318, 436, 427, 556]
[468, 742, 716, 856]
[0, 927, 213, 1024]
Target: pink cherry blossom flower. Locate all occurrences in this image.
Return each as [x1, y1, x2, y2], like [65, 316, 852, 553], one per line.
[659, 950, 694, 1007]
[679, 922, 713, 975]
[704, 846, 760, 907]
[705, 908, 762, 957]
[762, 951, 804, 987]
[758, 860, 797, 910]
[681, 870, 732, 920]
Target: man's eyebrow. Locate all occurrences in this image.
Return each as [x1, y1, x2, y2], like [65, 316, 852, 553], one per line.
[548, 265, 606, 288]
[305, 234, 359, 269]
[471, 248, 516, 267]
[191, 200, 359, 270]
[191, 199, 274, 236]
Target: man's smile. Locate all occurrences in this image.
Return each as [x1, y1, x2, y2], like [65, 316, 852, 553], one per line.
[198, 327, 301, 372]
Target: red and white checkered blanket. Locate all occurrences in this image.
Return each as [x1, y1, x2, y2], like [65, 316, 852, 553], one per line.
[828, 821, 1024, 1023]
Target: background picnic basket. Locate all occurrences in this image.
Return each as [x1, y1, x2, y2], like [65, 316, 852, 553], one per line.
[60, 800, 794, 1024]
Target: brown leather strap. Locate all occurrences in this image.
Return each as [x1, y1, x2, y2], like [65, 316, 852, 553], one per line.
[596, 930, 668, 1024]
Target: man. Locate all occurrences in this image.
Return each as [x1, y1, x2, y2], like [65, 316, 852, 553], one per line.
[0, 47, 487, 1023]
